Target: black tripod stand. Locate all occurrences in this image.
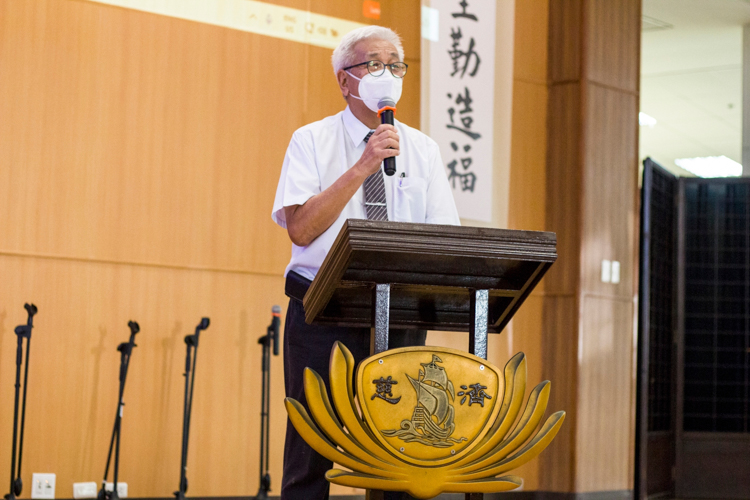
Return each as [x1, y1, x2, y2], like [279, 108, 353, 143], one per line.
[98, 321, 139, 500]
[253, 306, 281, 500]
[174, 317, 210, 500]
[5, 303, 38, 500]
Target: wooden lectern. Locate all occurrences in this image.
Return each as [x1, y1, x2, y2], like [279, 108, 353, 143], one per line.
[302, 219, 557, 500]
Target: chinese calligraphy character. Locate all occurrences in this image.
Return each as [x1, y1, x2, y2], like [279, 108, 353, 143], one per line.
[446, 159, 476, 192]
[458, 383, 492, 407]
[452, 0, 478, 21]
[448, 27, 481, 78]
[371, 376, 401, 404]
[446, 88, 481, 140]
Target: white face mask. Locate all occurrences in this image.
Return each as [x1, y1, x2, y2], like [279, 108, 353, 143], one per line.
[346, 70, 403, 113]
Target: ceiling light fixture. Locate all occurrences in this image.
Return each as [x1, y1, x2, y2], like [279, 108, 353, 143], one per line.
[639, 112, 657, 128]
[674, 156, 742, 178]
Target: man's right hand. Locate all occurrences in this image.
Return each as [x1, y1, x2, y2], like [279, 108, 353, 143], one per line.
[356, 124, 400, 177]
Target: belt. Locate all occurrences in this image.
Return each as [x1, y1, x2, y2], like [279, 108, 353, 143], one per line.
[285, 270, 312, 303]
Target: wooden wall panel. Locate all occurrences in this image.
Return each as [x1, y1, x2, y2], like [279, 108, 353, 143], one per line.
[508, 81, 548, 234]
[546, 83, 582, 295]
[0, 0, 423, 274]
[508, 0, 558, 491]
[508, 0, 640, 494]
[512, 0, 549, 84]
[582, 86, 639, 299]
[507, 294, 545, 491]
[0, 254, 288, 497]
[538, 296, 579, 492]
[508, 0, 550, 486]
[576, 297, 637, 491]
[0, 0, 297, 273]
[585, 0, 641, 93]
[548, 0, 582, 83]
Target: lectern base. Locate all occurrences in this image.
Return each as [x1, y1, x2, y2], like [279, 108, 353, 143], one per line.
[366, 286, 489, 500]
[280, 294, 426, 500]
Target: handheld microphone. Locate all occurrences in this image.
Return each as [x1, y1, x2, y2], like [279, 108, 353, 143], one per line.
[378, 97, 397, 176]
[271, 305, 281, 356]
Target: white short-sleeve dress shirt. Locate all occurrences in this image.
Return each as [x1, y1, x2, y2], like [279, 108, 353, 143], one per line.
[272, 106, 461, 280]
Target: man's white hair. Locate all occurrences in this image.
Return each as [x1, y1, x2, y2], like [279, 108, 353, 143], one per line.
[331, 26, 404, 75]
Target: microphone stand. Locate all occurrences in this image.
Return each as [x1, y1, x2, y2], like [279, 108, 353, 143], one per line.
[174, 318, 210, 500]
[5, 303, 38, 500]
[98, 321, 139, 500]
[253, 307, 280, 500]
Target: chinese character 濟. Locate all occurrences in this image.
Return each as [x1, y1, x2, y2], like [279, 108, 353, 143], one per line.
[448, 27, 481, 78]
[371, 376, 401, 404]
[458, 383, 492, 406]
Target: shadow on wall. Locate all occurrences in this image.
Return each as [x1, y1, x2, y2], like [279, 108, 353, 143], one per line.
[152, 321, 183, 481]
[0, 309, 7, 375]
[237, 309, 251, 474]
[79, 326, 109, 475]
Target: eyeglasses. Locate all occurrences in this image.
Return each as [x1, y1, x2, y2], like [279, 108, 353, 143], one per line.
[343, 60, 408, 78]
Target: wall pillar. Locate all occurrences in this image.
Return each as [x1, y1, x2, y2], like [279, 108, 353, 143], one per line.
[509, 0, 641, 495]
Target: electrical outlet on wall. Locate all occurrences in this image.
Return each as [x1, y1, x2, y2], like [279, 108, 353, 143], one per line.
[104, 482, 128, 498]
[73, 482, 97, 499]
[601, 259, 612, 283]
[31, 473, 55, 499]
[611, 260, 621, 284]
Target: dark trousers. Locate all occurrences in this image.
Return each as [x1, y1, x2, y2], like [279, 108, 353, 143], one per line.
[281, 296, 425, 500]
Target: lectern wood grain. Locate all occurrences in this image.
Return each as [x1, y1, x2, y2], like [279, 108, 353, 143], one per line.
[304, 220, 557, 332]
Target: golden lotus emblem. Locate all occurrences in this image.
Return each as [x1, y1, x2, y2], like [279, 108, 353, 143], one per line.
[285, 342, 565, 499]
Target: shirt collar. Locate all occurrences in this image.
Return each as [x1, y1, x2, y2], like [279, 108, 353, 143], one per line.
[342, 106, 373, 148]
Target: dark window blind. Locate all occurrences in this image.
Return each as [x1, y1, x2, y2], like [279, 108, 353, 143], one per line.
[648, 166, 676, 432]
[683, 181, 750, 433]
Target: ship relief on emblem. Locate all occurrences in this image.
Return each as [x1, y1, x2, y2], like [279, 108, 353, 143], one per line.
[381, 354, 468, 448]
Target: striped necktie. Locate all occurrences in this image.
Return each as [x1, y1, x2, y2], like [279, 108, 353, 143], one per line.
[362, 131, 388, 221]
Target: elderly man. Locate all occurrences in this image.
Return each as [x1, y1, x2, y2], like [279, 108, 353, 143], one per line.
[272, 25, 460, 500]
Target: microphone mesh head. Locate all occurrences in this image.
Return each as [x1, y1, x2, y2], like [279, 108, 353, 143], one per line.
[378, 97, 396, 109]
[272, 305, 282, 314]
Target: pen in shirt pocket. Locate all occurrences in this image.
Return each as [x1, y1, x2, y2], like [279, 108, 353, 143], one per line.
[399, 171, 406, 186]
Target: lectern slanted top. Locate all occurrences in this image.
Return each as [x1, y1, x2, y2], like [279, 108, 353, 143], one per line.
[303, 219, 557, 335]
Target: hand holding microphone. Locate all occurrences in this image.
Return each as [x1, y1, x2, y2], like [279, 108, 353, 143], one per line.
[359, 123, 399, 177]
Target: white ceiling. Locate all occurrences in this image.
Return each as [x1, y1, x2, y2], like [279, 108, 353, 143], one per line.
[640, 0, 750, 177]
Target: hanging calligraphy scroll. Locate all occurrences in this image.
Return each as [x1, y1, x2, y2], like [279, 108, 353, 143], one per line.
[426, 0, 498, 222]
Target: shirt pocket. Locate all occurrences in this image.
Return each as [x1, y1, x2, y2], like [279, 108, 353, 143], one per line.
[392, 176, 428, 222]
